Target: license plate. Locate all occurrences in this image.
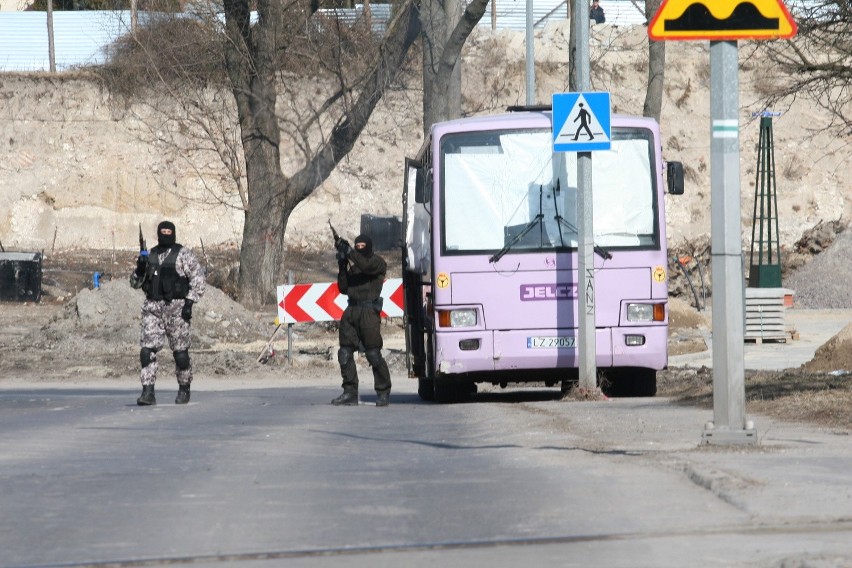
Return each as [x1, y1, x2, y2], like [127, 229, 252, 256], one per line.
[527, 336, 576, 349]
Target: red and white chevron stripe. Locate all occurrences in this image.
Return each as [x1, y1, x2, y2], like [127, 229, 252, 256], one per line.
[276, 278, 403, 324]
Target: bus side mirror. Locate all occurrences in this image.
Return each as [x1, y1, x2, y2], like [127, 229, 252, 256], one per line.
[666, 161, 685, 195]
[414, 169, 429, 204]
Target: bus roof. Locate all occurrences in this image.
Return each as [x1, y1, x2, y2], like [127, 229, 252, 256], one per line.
[430, 111, 660, 138]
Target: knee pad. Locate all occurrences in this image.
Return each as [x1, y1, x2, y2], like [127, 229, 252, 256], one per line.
[173, 350, 191, 370]
[140, 347, 155, 368]
[365, 348, 384, 368]
[338, 347, 354, 367]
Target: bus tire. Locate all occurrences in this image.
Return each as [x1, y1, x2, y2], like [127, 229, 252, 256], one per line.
[607, 367, 657, 397]
[434, 380, 474, 403]
[418, 378, 435, 401]
[634, 368, 657, 397]
[433, 381, 457, 403]
[421, 332, 437, 402]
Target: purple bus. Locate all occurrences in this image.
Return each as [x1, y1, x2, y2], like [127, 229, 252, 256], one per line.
[402, 107, 684, 403]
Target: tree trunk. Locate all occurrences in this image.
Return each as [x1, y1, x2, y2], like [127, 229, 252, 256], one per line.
[567, 0, 576, 92]
[222, 0, 291, 306]
[642, 0, 665, 122]
[421, 0, 491, 134]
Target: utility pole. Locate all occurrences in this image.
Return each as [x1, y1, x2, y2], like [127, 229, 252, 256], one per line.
[572, 0, 596, 392]
[47, 0, 56, 73]
[702, 41, 756, 444]
[648, 0, 795, 445]
[525, 0, 535, 105]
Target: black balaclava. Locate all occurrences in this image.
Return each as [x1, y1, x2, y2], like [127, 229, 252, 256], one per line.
[354, 234, 373, 257]
[157, 221, 177, 247]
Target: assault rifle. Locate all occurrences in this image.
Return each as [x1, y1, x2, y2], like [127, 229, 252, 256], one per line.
[329, 220, 350, 262]
[138, 224, 148, 258]
[328, 220, 341, 246]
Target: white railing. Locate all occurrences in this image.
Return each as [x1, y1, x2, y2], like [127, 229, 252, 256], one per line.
[5, 0, 828, 73]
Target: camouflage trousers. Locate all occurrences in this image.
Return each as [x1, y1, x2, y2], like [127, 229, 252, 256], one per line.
[139, 299, 193, 386]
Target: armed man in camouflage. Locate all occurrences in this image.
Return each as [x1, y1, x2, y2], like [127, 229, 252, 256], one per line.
[331, 234, 392, 407]
[130, 221, 206, 406]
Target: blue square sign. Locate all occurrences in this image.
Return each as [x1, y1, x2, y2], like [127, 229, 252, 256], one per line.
[552, 92, 611, 152]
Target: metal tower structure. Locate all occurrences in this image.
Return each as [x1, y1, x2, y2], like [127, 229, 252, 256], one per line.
[748, 114, 782, 287]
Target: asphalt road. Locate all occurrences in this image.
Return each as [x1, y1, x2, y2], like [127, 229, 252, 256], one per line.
[2, 373, 851, 568]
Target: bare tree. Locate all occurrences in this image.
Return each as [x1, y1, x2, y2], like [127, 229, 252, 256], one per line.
[420, 0, 490, 131]
[99, 0, 496, 304]
[642, 0, 665, 121]
[753, 0, 852, 135]
[568, 0, 576, 92]
[219, 0, 424, 305]
[98, 17, 251, 213]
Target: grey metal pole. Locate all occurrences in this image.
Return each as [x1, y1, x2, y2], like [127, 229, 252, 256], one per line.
[287, 270, 294, 366]
[525, 0, 536, 105]
[703, 41, 756, 445]
[47, 0, 56, 73]
[573, 0, 596, 391]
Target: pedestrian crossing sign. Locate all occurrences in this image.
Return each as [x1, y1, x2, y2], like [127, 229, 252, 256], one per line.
[552, 92, 611, 152]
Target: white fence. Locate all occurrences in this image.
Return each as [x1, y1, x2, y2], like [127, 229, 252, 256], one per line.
[0, 1, 652, 72]
[0, 11, 133, 71]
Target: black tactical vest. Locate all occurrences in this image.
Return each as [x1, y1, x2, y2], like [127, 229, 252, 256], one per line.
[143, 245, 190, 301]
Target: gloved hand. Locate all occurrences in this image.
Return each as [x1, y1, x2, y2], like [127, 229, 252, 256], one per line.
[335, 238, 351, 258]
[135, 253, 148, 277]
[181, 299, 194, 322]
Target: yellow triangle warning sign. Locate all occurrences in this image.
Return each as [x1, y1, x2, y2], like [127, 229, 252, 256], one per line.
[648, 0, 797, 41]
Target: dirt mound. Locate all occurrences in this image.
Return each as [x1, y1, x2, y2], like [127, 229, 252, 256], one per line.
[33, 279, 272, 352]
[18, 276, 406, 378]
[802, 323, 852, 373]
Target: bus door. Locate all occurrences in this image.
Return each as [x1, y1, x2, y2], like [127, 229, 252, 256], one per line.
[402, 158, 432, 378]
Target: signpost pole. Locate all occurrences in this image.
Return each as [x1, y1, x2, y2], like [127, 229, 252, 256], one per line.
[648, 0, 795, 445]
[572, 0, 596, 391]
[703, 41, 756, 445]
[525, 0, 535, 105]
[287, 270, 294, 366]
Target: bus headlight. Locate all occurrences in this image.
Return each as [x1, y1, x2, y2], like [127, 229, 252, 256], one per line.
[438, 309, 477, 328]
[627, 303, 665, 322]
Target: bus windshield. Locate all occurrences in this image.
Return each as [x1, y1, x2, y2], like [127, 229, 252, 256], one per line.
[440, 127, 658, 255]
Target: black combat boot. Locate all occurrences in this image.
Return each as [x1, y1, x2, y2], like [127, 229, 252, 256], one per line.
[175, 384, 191, 405]
[331, 391, 358, 406]
[137, 384, 156, 406]
[375, 392, 390, 407]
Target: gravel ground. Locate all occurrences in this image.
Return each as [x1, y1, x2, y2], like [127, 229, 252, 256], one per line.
[785, 230, 852, 309]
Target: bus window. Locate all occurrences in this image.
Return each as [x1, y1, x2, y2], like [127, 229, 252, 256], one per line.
[440, 128, 660, 255]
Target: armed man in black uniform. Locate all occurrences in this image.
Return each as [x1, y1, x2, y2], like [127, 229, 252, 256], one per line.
[331, 233, 392, 407]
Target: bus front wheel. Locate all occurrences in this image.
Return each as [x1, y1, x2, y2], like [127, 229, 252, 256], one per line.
[417, 332, 437, 402]
[605, 367, 657, 397]
[418, 378, 435, 401]
[434, 380, 475, 403]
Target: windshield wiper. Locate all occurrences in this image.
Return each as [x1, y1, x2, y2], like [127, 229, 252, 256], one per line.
[489, 186, 545, 263]
[551, 179, 612, 260]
